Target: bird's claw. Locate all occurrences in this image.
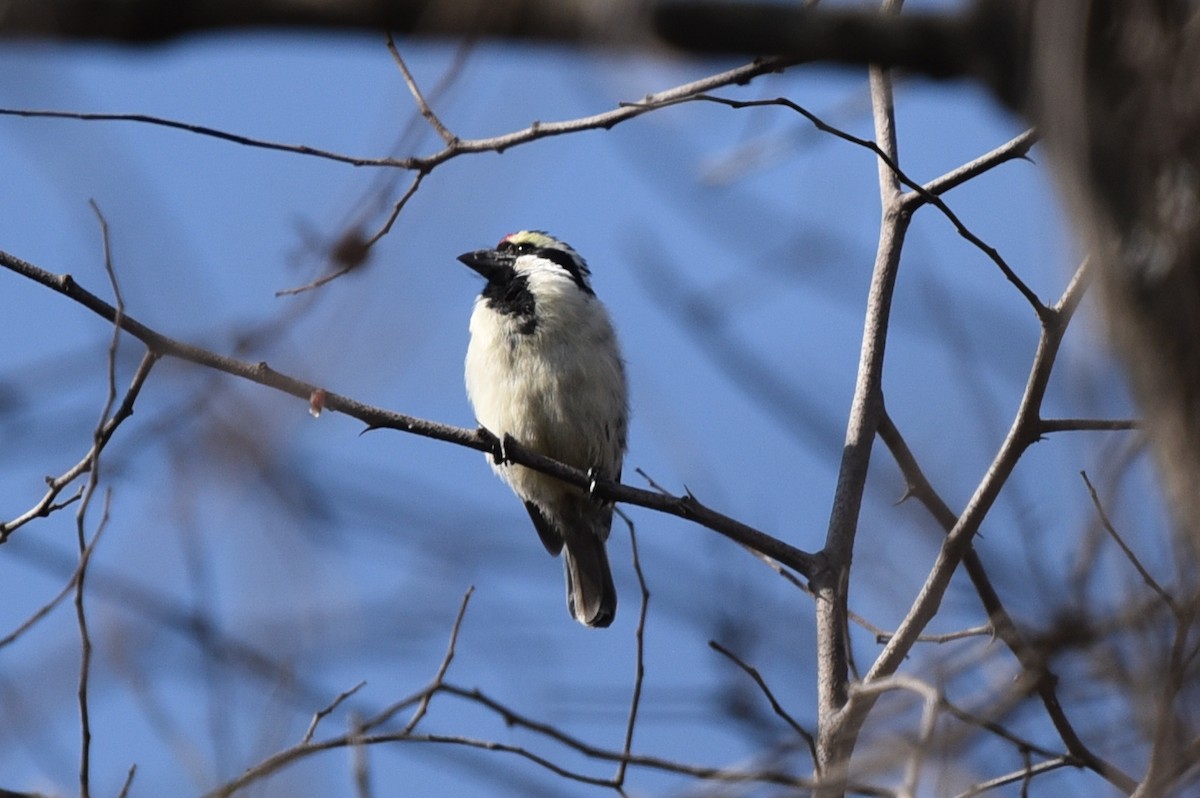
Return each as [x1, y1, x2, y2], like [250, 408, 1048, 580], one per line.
[476, 426, 504, 465]
[586, 467, 599, 497]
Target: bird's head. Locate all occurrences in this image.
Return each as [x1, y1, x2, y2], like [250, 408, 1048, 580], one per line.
[457, 230, 594, 297]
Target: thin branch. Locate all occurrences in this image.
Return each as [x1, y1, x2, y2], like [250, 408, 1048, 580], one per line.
[863, 262, 1086, 680]
[302, 682, 368, 745]
[849, 675, 940, 798]
[73, 490, 110, 798]
[918, 128, 1039, 197]
[876, 404, 1132, 788]
[0, 349, 158, 542]
[350, 714, 372, 798]
[386, 33, 457, 145]
[1081, 471, 1177, 614]
[1039, 418, 1138, 434]
[0, 107, 400, 167]
[116, 764, 137, 798]
[951, 757, 1074, 798]
[614, 509, 650, 789]
[362, 171, 427, 249]
[0, 58, 791, 176]
[709, 640, 818, 765]
[874, 624, 993, 645]
[937, 697, 1065, 762]
[401, 587, 474, 733]
[648, 93, 1045, 317]
[74, 199, 125, 798]
[0, 525, 108, 649]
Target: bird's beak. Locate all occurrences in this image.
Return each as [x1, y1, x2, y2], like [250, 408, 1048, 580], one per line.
[457, 249, 510, 280]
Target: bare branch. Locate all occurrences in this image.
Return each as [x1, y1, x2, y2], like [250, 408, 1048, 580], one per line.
[401, 587, 474, 734]
[709, 640, 817, 764]
[116, 765, 137, 798]
[843, 260, 1137, 795]
[386, 33, 457, 146]
[614, 510, 650, 789]
[1039, 418, 1138, 434]
[814, 55, 907, 784]
[0, 248, 821, 576]
[302, 682, 368, 746]
[0, 350, 158, 541]
[951, 757, 1074, 798]
[652, 94, 1044, 316]
[1081, 471, 1177, 614]
[0, 107, 400, 167]
[0, 58, 791, 176]
[0, 525, 107, 649]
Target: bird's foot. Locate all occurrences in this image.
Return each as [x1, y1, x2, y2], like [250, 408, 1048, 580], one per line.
[477, 426, 507, 465]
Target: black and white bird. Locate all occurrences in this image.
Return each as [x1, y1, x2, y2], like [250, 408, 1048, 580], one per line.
[456, 231, 628, 628]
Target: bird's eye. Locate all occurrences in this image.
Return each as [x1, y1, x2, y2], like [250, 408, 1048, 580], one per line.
[499, 239, 535, 255]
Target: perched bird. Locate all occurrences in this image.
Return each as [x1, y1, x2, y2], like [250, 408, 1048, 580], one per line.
[457, 230, 628, 627]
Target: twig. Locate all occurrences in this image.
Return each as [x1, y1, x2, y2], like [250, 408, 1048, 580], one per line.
[302, 681, 368, 745]
[0, 524, 108, 649]
[951, 756, 1072, 798]
[116, 764, 137, 798]
[204, 673, 889, 797]
[614, 509, 649, 789]
[646, 93, 1045, 317]
[1039, 418, 1138, 434]
[873, 624, 993, 645]
[350, 714, 372, 798]
[0, 350, 158, 542]
[0, 57, 790, 176]
[400, 587, 474, 733]
[709, 640, 818, 765]
[362, 170, 426, 249]
[386, 33, 457, 145]
[74, 199, 125, 798]
[1081, 471, 1177, 613]
[850, 675, 940, 798]
[0, 107, 399, 166]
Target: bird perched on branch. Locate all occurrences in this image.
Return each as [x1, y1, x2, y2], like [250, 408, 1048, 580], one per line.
[457, 230, 628, 627]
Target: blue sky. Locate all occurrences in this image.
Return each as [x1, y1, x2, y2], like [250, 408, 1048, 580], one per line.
[0, 15, 1164, 798]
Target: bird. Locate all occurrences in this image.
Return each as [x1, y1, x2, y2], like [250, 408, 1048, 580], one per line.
[456, 230, 628, 628]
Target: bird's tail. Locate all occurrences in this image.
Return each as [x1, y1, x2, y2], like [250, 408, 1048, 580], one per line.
[563, 527, 617, 628]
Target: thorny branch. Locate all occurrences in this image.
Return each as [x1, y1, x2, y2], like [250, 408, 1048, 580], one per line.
[812, 56, 906, 789]
[0, 248, 820, 577]
[878, 400, 1136, 791]
[839, 260, 1139, 794]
